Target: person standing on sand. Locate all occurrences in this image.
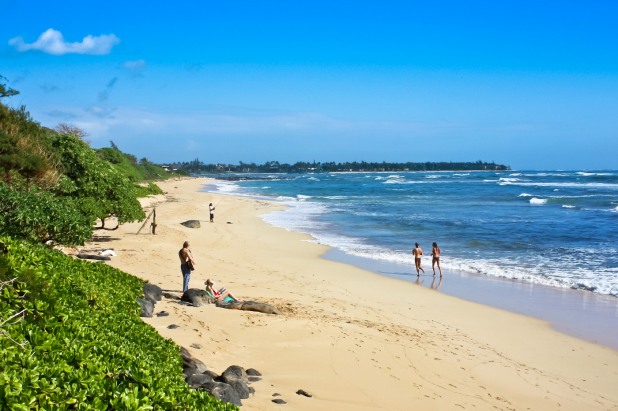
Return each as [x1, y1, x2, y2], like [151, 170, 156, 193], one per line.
[412, 242, 425, 276]
[432, 242, 442, 277]
[179, 241, 195, 292]
[209, 203, 215, 223]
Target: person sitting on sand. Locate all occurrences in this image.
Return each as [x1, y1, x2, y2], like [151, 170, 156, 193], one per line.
[205, 279, 239, 302]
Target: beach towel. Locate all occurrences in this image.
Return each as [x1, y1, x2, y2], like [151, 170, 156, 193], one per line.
[205, 290, 235, 303]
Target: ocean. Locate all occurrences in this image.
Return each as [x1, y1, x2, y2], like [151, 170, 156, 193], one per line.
[207, 170, 618, 296]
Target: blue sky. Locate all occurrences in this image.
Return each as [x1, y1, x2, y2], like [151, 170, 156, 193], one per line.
[2, 1, 617, 170]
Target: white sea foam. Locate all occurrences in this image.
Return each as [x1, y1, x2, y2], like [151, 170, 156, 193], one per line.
[518, 193, 533, 197]
[529, 197, 547, 205]
[307, 177, 320, 182]
[501, 181, 618, 189]
[562, 205, 576, 209]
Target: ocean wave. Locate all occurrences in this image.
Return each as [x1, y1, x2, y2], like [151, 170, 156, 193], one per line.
[529, 197, 547, 205]
[562, 205, 576, 209]
[518, 193, 533, 197]
[501, 181, 618, 189]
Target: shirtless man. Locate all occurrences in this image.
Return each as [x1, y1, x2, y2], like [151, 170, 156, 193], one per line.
[412, 242, 425, 276]
[179, 241, 195, 292]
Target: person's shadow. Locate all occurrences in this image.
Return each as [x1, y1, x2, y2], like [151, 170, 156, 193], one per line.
[430, 276, 442, 290]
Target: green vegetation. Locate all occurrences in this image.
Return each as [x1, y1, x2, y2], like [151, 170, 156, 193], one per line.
[173, 159, 510, 174]
[0, 237, 235, 410]
[1, 76, 231, 409]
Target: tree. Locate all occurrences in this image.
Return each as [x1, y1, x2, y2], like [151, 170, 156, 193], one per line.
[50, 133, 145, 229]
[0, 76, 19, 99]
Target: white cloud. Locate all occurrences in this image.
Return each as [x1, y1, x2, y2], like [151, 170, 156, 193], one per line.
[9, 28, 120, 55]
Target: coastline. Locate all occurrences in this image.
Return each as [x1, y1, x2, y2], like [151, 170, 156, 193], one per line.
[89, 177, 618, 410]
[324, 249, 618, 350]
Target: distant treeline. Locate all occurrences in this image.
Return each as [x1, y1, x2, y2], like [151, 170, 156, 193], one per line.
[171, 159, 510, 174]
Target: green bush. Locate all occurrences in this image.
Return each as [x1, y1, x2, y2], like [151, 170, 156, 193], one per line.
[134, 182, 164, 198]
[0, 237, 236, 410]
[0, 185, 93, 245]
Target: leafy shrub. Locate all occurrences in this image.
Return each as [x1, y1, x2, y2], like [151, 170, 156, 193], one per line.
[134, 182, 164, 198]
[0, 237, 236, 410]
[0, 184, 93, 245]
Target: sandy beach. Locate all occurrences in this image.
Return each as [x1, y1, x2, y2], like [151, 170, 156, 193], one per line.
[86, 177, 618, 410]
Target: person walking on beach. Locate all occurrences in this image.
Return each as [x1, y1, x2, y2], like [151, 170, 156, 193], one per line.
[432, 242, 442, 278]
[412, 242, 425, 276]
[209, 203, 215, 223]
[179, 241, 195, 293]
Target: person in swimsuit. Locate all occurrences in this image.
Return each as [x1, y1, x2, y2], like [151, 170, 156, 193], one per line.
[412, 242, 425, 276]
[205, 279, 239, 302]
[431, 242, 442, 278]
[179, 241, 195, 293]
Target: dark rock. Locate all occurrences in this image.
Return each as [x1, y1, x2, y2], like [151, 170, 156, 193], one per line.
[248, 376, 262, 382]
[204, 370, 220, 380]
[181, 220, 201, 228]
[181, 288, 215, 307]
[229, 380, 252, 399]
[143, 283, 162, 303]
[136, 298, 154, 317]
[296, 389, 312, 397]
[167, 324, 180, 329]
[272, 398, 286, 404]
[272, 393, 281, 397]
[180, 346, 192, 363]
[220, 365, 247, 383]
[202, 381, 242, 407]
[182, 355, 208, 378]
[156, 311, 170, 317]
[246, 368, 262, 376]
[186, 373, 214, 389]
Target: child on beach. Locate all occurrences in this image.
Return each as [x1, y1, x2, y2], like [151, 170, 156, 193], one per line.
[432, 242, 442, 278]
[412, 242, 425, 276]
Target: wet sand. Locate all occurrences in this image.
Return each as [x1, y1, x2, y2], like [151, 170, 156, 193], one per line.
[326, 249, 618, 350]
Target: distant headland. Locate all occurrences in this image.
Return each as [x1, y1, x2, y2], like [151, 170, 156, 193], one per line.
[169, 160, 510, 174]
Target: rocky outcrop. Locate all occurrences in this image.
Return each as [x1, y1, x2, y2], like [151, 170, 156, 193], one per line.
[180, 347, 259, 407]
[180, 220, 201, 228]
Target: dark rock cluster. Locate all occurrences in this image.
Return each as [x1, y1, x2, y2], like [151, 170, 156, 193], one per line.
[181, 347, 258, 407]
[136, 283, 303, 407]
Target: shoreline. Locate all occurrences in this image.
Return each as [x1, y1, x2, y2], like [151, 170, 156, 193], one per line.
[90, 177, 618, 410]
[324, 249, 618, 350]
